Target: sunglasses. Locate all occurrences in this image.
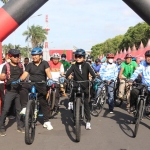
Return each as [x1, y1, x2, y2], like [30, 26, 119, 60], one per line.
[12, 55, 20, 58]
[75, 55, 83, 59]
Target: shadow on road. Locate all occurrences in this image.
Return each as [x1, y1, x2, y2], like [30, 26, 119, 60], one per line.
[102, 108, 134, 138]
[60, 99, 76, 142]
[5, 118, 16, 130]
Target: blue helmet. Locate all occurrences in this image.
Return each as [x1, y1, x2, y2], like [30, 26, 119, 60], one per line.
[132, 57, 136, 61]
[31, 47, 43, 55]
[75, 49, 86, 56]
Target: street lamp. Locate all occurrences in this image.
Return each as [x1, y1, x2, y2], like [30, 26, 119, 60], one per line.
[27, 14, 42, 58]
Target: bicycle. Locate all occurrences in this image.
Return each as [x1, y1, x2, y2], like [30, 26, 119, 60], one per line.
[114, 78, 131, 107]
[90, 80, 115, 117]
[69, 80, 91, 142]
[131, 83, 149, 137]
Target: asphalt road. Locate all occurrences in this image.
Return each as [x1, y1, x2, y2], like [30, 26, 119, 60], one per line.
[0, 97, 150, 150]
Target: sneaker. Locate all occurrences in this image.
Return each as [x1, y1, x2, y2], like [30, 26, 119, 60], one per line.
[86, 122, 91, 130]
[68, 102, 73, 110]
[20, 108, 26, 115]
[43, 121, 53, 130]
[110, 110, 114, 114]
[0, 129, 6, 137]
[17, 127, 25, 133]
[8, 115, 15, 120]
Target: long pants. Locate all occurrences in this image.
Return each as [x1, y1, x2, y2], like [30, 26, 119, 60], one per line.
[70, 88, 91, 122]
[0, 83, 5, 108]
[19, 84, 49, 122]
[0, 91, 23, 129]
[119, 75, 130, 104]
[96, 82, 114, 111]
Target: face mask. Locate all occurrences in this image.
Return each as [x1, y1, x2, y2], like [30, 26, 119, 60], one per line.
[108, 59, 113, 63]
[61, 57, 65, 60]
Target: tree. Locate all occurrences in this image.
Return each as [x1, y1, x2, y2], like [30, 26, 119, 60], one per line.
[22, 25, 47, 48]
[1, 0, 9, 4]
[119, 22, 150, 49]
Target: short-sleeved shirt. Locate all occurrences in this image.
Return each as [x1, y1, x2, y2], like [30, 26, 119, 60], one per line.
[25, 60, 49, 82]
[59, 60, 70, 72]
[121, 61, 138, 78]
[2, 63, 23, 91]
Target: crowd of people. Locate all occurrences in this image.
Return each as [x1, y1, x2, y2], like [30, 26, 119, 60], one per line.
[0, 47, 150, 138]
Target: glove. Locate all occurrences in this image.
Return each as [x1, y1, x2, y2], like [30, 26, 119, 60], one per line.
[12, 79, 21, 85]
[59, 77, 65, 84]
[47, 79, 54, 86]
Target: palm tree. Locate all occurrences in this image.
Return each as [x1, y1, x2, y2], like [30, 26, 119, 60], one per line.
[22, 25, 47, 48]
[1, 0, 9, 3]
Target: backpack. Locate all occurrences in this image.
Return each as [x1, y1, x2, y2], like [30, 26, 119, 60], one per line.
[4, 63, 23, 93]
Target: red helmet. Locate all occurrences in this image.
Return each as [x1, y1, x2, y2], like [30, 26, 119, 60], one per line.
[106, 53, 114, 58]
[125, 53, 132, 59]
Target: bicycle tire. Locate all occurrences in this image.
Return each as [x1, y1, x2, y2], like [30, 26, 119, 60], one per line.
[91, 88, 106, 117]
[25, 100, 36, 145]
[114, 87, 123, 107]
[49, 90, 56, 117]
[75, 98, 81, 142]
[133, 100, 144, 138]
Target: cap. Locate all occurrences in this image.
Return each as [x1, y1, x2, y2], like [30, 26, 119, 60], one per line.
[8, 49, 20, 55]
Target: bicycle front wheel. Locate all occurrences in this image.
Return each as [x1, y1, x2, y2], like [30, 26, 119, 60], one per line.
[25, 99, 36, 145]
[133, 100, 144, 138]
[75, 98, 81, 142]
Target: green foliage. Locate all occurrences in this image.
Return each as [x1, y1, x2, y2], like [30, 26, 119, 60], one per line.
[91, 35, 124, 59]
[91, 22, 150, 59]
[1, 0, 9, 3]
[119, 22, 150, 49]
[22, 25, 47, 48]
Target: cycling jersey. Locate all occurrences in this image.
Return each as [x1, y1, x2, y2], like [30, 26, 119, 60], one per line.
[130, 60, 150, 90]
[66, 61, 96, 89]
[99, 62, 118, 81]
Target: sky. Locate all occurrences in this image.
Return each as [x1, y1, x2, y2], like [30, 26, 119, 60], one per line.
[0, 0, 143, 50]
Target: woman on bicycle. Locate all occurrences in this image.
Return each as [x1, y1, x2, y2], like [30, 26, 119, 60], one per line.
[65, 49, 96, 130]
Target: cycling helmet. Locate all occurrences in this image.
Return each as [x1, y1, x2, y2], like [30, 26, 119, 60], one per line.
[95, 58, 101, 63]
[106, 53, 115, 58]
[61, 54, 66, 58]
[75, 49, 86, 56]
[52, 53, 60, 59]
[145, 50, 150, 56]
[124, 53, 132, 59]
[116, 58, 121, 61]
[31, 47, 42, 55]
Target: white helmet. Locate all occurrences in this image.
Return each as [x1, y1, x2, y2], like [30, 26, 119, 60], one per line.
[51, 53, 60, 59]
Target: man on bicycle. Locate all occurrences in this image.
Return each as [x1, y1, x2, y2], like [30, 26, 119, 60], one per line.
[92, 58, 101, 74]
[59, 54, 70, 72]
[49, 53, 64, 111]
[129, 50, 150, 112]
[119, 53, 138, 108]
[0, 49, 24, 136]
[96, 53, 118, 113]
[13, 47, 54, 130]
[66, 49, 96, 130]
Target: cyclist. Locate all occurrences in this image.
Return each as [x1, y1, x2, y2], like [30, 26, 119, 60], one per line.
[24, 57, 29, 69]
[129, 50, 150, 112]
[92, 58, 101, 74]
[118, 53, 138, 108]
[66, 49, 96, 130]
[59, 54, 70, 72]
[0, 49, 24, 136]
[96, 53, 118, 113]
[116, 58, 122, 73]
[49, 53, 65, 111]
[13, 47, 54, 130]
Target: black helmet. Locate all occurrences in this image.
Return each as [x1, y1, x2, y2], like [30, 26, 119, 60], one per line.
[116, 58, 121, 61]
[145, 50, 150, 56]
[95, 58, 101, 63]
[75, 49, 85, 56]
[8, 49, 21, 55]
[61, 54, 66, 58]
